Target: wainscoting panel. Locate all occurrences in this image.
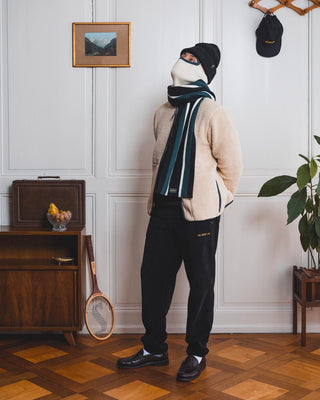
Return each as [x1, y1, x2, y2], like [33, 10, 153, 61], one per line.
[222, 0, 309, 178]
[108, 0, 201, 176]
[1, 0, 93, 175]
[220, 196, 304, 307]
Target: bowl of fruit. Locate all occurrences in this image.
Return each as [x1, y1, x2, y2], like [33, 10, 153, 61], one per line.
[47, 203, 72, 232]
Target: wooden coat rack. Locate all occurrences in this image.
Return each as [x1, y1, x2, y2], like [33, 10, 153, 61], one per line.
[249, 0, 320, 15]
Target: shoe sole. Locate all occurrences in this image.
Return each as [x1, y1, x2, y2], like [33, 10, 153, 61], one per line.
[176, 364, 206, 382]
[117, 359, 169, 369]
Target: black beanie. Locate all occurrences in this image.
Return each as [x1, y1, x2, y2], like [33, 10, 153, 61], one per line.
[180, 43, 221, 84]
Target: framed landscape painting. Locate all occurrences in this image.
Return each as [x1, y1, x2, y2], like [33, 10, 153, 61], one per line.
[73, 22, 130, 67]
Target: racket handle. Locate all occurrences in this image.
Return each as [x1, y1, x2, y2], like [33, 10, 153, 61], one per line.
[86, 235, 95, 263]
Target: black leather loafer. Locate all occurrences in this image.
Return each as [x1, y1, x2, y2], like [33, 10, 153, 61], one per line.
[176, 355, 206, 382]
[117, 348, 169, 369]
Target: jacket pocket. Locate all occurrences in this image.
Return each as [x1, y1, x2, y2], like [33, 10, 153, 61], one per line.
[216, 180, 221, 213]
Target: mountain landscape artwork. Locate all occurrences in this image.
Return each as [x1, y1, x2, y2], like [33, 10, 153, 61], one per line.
[73, 22, 130, 67]
[85, 32, 117, 56]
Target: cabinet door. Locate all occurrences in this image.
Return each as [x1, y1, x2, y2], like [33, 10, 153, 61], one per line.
[0, 270, 77, 328]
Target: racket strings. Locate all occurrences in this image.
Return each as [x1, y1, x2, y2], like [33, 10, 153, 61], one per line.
[86, 296, 113, 338]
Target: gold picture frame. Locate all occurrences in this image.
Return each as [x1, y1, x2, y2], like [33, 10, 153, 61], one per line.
[72, 22, 131, 67]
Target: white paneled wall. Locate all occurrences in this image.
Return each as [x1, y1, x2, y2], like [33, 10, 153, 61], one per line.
[223, 0, 309, 176]
[2, 0, 93, 174]
[1, 0, 320, 334]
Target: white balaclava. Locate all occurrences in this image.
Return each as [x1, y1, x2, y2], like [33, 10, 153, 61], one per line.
[171, 57, 207, 86]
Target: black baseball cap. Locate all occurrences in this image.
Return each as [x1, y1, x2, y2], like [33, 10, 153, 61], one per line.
[256, 14, 283, 57]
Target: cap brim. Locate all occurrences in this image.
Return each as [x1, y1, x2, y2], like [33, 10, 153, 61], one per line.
[256, 38, 281, 58]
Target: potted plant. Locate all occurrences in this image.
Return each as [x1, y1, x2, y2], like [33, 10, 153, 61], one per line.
[258, 135, 320, 274]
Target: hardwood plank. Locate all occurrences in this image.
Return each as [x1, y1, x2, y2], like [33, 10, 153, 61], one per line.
[112, 345, 142, 358]
[300, 391, 320, 399]
[104, 380, 170, 400]
[0, 379, 51, 400]
[53, 361, 114, 383]
[222, 378, 288, 400]
[310, 347, 320, 356]
[14, 345, 67, 363]
[273, 359, 320, 390]
[215, 344, 265, 362]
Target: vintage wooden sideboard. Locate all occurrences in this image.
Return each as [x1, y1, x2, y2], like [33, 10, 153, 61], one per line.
[0, 226, 86, 345]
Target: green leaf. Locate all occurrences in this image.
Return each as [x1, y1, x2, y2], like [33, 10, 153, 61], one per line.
[299, 213, 310, 251]
[297, 164, 311, 191]
[314, 135, 320, 146]
[287, 187, 307, 224]
[306, 197, 313, 213]
[317, 173, 320, 195]
[310, 158, 318, 179]
[258, 175, 297, 197]
[298, 213, 309, 236]
[300, 234, 309, 251]
[309, 223, 319, 249]
[315, 216, 320, 237]
[299, 154, 310, 163]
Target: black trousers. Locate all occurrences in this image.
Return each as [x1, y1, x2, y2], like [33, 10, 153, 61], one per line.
[140, 194, 221, 357]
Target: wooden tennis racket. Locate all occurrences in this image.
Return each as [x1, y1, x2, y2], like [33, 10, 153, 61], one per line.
[85, 235, 115, 340]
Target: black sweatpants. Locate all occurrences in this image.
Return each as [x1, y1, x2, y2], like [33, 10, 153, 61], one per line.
[140, 193, 221, 357]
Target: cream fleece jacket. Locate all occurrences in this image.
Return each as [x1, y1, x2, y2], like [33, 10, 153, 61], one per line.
[147, 98, 243, 221]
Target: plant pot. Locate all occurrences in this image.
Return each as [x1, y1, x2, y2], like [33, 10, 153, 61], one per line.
[293, 265, 320, 346]
[299, 267, 320, 278]
[293, 266, 320, 302]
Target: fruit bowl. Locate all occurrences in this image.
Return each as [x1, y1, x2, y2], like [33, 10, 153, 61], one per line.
[47, 211, 72, 231]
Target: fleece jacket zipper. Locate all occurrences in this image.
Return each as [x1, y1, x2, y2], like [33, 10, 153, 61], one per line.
[216, 180, 221, 213]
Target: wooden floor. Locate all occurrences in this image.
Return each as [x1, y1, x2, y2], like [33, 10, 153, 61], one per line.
[1, 333, 320, 400]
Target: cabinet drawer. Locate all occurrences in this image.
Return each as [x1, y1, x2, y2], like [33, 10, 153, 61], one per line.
[0, 270, 78, 328]
[12, 179, 85, 228]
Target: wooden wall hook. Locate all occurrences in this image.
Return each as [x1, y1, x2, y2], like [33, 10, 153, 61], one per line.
[249, 0, 320, 15]
[249, 0, 285, 14]
[284, 0, 307, 15]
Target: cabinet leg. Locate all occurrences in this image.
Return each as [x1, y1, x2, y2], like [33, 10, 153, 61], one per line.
[64, 331, 76, 346]
[293, 298, 297, 334]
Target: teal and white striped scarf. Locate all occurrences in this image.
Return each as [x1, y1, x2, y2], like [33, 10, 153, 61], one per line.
[154, 80, 215, 198]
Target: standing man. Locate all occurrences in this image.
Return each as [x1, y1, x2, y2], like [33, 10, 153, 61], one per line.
[117, 43, 243, 382]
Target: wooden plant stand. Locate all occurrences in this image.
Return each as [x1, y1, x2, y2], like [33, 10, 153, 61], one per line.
[293, 265, 320, 346]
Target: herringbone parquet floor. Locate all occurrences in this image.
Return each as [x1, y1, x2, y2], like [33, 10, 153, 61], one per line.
[1, 333, 320, 400]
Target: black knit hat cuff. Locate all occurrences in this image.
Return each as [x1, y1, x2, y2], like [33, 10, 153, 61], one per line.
[180, 43, 220, 84]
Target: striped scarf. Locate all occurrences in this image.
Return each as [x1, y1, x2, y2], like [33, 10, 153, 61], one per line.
[154, 80, 215, 198]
